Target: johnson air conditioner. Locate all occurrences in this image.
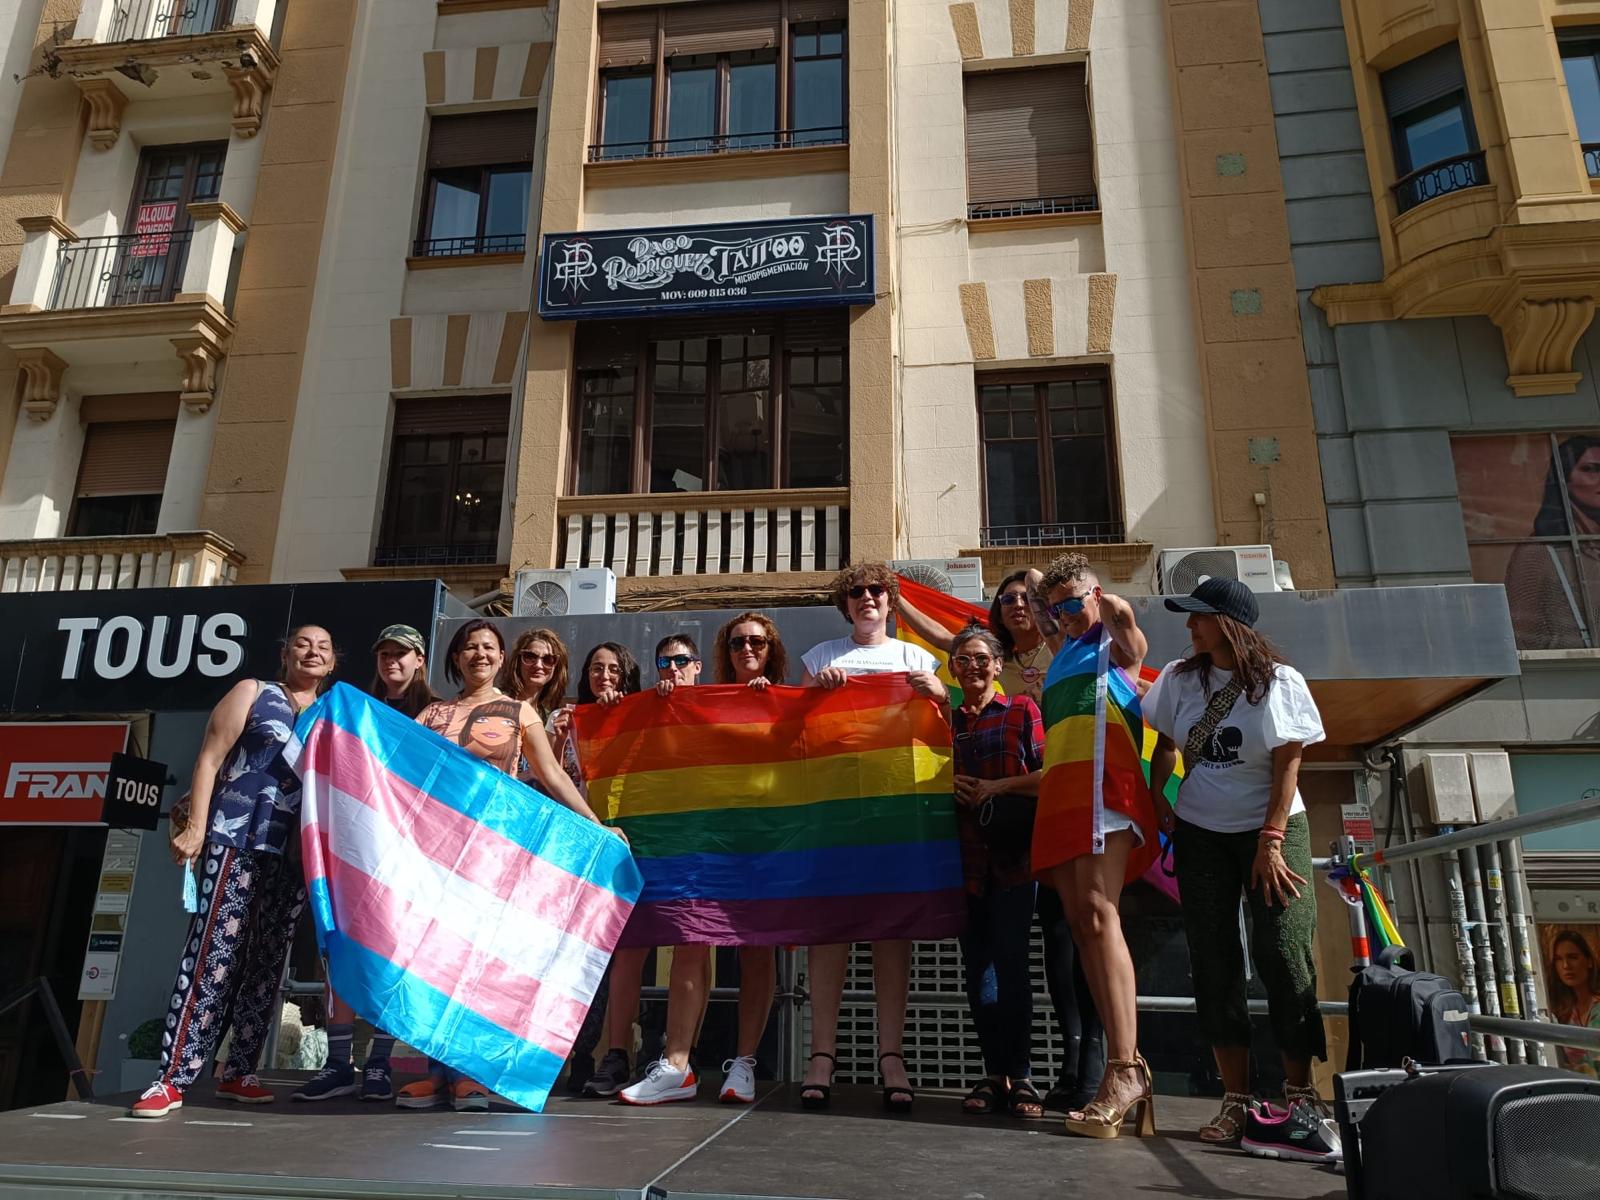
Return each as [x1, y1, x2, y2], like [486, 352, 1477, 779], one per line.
[512, 568, 616, 617]
[1157, 545, 1279, 595]
[890, 557, 987, 603]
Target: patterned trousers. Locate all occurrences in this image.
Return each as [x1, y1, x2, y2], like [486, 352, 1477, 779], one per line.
[159, 841, 307, 1089]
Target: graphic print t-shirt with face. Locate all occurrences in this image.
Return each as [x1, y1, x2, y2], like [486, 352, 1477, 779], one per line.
[418, 695, 532, 778]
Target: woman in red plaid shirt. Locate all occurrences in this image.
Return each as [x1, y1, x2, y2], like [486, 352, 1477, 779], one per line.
[949, 623, 1047, 1119]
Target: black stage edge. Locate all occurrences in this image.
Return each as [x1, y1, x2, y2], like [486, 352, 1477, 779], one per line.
[0, 1074, 1345, 1200]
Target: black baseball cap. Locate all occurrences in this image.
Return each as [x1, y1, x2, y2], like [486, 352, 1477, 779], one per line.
[1163, 576, 1259, 627]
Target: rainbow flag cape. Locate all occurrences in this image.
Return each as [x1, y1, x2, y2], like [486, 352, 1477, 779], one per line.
[1033, 626, 1160, 882]
[574, 675, 964, 947]
[285, 684, 641, 1113]
[894, 573, 992, 701]
[1137, 664, 1183, 904]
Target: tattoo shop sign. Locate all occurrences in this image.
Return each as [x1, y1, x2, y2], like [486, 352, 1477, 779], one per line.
[537, 215, 875, 318]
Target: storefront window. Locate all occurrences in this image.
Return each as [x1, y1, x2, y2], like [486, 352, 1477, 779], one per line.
[576, 369, 637, 495]
[651, 339, 711, 492]
[1451, 432, 1600, 649]
[786, 344, 846, 488]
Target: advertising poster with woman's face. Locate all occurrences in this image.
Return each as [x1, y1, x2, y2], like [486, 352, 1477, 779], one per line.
[1540, 922, 1600, 1078]
[1452, 432, 1600, 650]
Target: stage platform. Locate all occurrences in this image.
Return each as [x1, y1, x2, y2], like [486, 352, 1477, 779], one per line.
[0, 1075, 1346, 1200]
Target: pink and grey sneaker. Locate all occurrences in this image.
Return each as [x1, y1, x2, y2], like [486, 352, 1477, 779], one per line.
[1241, 1101, 1342, 1163]
[129, 1081, 183, 1118]
[216, 1074, 275, 1104]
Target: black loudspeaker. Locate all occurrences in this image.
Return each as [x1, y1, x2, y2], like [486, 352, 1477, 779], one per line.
[1338, 1064, 1600, 1200]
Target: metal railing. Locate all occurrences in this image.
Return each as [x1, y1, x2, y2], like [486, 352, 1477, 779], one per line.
[1391, 150, 1489, 215]
[373, 542, 500, 569]
[588, 125, 847, 162]
[412, 233, 526, 258]
[48, 229, 192, 310]
[980, 520, 1126, 548]
[967, 192, 1100, 220]
[107, 0, 234, 41]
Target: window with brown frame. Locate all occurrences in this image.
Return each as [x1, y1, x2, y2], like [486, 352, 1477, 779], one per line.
[376, 397, 509, 566]
[977, 369, 1121, 548]
[963, 63, 1096, 220]
[571, 313, 847, 494]
[415, 110, 536, 257]
[593, 0, 847, 161]
[68, 419, 176, 537]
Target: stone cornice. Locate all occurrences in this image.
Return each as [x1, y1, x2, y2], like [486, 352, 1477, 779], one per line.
[17, 215, 74, 240]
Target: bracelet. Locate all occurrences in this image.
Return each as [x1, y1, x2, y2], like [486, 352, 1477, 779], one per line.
[1258, 827, 1286, 843]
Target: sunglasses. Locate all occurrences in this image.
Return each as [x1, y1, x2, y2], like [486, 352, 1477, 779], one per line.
[951, 653, 994, 668]
[589, 663, 622, 677]
[847, 584, 888, 600]
[519, 651, 558, 667]
[730, 635, 769, 652]
[657, 654, 701, 670]
[1048, 595, 1089, 619]
[998, 593, 1030, 608]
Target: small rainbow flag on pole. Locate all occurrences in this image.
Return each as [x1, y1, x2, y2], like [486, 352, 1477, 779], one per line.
[574, 675, 964, 947]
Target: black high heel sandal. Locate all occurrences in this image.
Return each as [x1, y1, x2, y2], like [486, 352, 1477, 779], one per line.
[799, 1052, 835, 1111]
[879, 1052, 914, 1114]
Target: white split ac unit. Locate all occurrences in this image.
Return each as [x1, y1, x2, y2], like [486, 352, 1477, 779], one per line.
[1158, 545, 1279, 595]
[890, 557, 987, 603]
[512, 568, 616, 617]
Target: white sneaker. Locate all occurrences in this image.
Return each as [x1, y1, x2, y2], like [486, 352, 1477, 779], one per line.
[618, 1057, 697, 1106]
[719, 1055, 757, 1104]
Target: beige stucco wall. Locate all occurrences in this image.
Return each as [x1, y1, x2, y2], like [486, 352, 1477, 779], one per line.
[894, 0, 1215, 584]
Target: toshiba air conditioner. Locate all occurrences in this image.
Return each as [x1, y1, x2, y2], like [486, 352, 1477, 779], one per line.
[890, 557, 987, 603]
[1157, 545, 1280, 595]
[512, 568, 616, 617]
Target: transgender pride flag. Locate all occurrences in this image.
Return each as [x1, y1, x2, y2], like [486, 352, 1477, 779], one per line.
[284, 683, 641, 1112]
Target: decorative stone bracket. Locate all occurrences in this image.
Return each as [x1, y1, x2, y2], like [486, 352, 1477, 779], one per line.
[223, 59, 274, 139]
[172, 334, 226, 413]
[16, 347, 67, 420]
[75, 78, 128, 150]
[1490, 296, 1598, 398]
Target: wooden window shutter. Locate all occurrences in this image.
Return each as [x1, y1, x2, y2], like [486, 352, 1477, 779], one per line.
[426, 109, 538, 169]
[964, 64, 1094, 205]
[663, 1, 781, 56]
[787, 0, 846, 22]
[599, 8, 658, 66]
[74, 420, 175, 497]
[1380, 43, 1466, 115]
[394, 396, 510, 437]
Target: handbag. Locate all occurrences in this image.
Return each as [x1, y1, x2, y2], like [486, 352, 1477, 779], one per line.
[1161, 676, 1243, 877]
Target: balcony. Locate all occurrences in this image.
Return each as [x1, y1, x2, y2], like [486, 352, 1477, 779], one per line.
[0, 531, 243, 593]
[967, 192, 1100, 222]
[558, 488, 849, 585]
[1390, 150, 1489, 215]
[57, 0, 279, 146]
[0, 204, 241, 420]
[965, 521, 1152, 586]
[588, 126, 848, 163]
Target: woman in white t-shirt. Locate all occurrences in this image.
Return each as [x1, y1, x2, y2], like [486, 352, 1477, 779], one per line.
[1143, 578, 1328, 1147]
[797, 562, 948, 1113]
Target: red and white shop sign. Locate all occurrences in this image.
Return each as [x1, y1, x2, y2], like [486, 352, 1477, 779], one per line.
[129, 201, 178, 258]
[0, 722, 130, 825]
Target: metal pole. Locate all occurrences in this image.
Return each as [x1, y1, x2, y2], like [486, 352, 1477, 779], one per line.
[33, 977, 95, 1101]
[1458, 843, 1506, 1062]
[1391, 754, 1436, 973]
[1441, 848, 1487, 1060]
[1479, 841, 1524, 1062]
[1499, 838, 1546, 1068]
[1353, 792, 1600, 870]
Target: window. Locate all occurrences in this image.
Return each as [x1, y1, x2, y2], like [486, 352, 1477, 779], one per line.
[67, 419, 175, 537]
[977, 370, 1120, 546]
[962, 64, 1095, 220]
[1380, 44, 1486, 214]
[1559, 31, 1600, 177]
[1451, 432, 1600, 650]
[377, 398, 509, 566]
[571, 314, 846, 494]
[416, 111, 536, 257]
[593, 1, 847, 160]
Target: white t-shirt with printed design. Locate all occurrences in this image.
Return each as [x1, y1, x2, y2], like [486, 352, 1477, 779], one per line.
[1142, 660, 1325, 834]
[801, 636, 939, 678]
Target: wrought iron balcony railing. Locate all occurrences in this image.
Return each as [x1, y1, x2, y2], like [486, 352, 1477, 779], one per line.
[979, 520, 1127, 549]
[374, 543, 500, 568]
[107, 0, 235, 42]
[412, 233, 526, 258]
[588, 125, 848, 163]
[48, 230, 193, 310]
[1391, 150, 1489, 215]
[967, 192, 1101, 221]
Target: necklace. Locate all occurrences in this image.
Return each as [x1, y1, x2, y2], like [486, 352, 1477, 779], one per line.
[1014, 642, 1047, 686]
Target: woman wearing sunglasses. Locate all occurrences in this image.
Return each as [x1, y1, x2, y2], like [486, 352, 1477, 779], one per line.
[797, 562, 948, 1112]
[506, 627, 584, 790]
[896, 569, 1055, 704]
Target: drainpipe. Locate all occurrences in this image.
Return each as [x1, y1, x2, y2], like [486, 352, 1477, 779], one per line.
[1440, 840, 1486, 1060]
[1480, 839, 1525, 1063]
[1458, 843, 1507, 1062]
[1499, 837, 1546, 1067]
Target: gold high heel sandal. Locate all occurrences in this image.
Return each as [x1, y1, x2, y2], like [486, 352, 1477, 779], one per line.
[1063, 1056, 1156, 1140]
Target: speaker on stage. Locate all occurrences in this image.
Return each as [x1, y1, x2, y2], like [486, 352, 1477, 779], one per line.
[1337, 1064, 1600, 1200]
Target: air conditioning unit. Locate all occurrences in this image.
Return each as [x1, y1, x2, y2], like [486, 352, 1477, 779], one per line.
[1158, 545, 1279, 595]
[891, 557, 987, 603]
[512, 568, 616, 617]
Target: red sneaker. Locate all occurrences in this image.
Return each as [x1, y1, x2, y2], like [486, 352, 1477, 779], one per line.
[216, 1074, 275, 1104]
[129, 1081, 183, 1118]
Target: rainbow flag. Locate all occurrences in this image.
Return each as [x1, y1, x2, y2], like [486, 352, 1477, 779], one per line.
[285, 684, 641, 1113]
[573, 675, 964, 947]
[1033, 626, 1160, 882]
[893, 573, 991, 701]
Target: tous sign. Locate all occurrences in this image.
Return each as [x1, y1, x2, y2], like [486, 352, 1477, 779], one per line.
[58, 613, 248, 682]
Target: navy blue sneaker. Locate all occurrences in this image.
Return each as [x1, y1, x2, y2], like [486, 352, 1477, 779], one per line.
[292, 1061, 356, 1102]
[359, 1058, 394, 1102]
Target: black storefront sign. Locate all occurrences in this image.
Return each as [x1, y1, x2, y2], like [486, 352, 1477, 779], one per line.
[101, 752, 167, 831]
[538, 214, 874, 319]
[0, 581, 447, 714]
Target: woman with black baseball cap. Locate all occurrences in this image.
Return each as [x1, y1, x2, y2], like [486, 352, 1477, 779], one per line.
[1143, 577, 1330, 1154]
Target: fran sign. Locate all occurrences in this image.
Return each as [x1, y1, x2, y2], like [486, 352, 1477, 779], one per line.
[538, 215, 874, 319]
